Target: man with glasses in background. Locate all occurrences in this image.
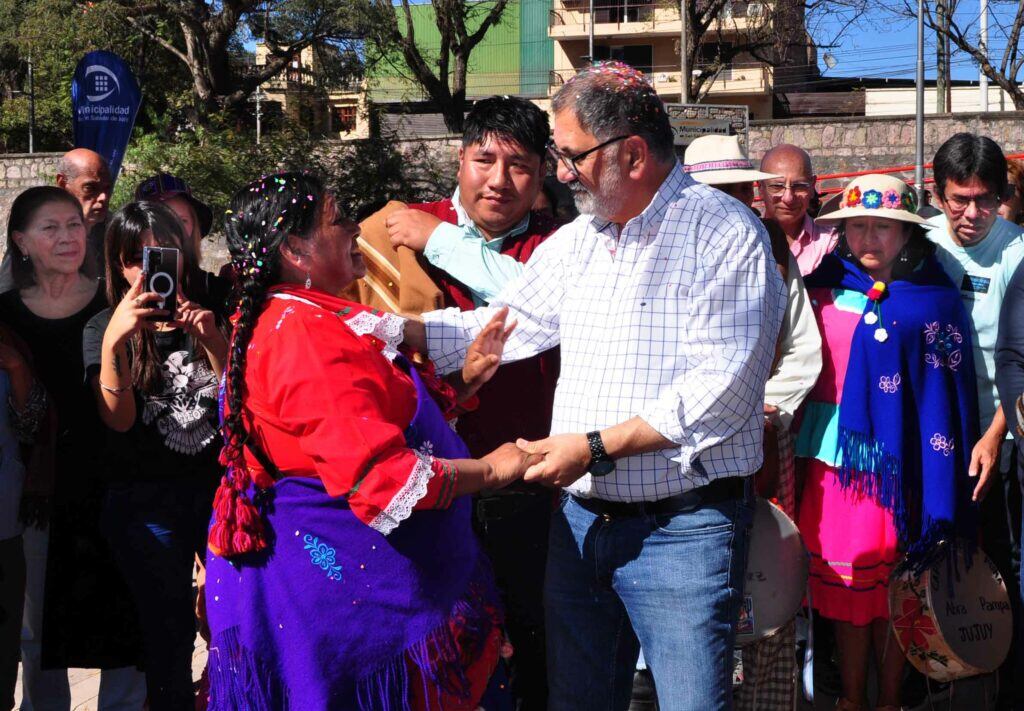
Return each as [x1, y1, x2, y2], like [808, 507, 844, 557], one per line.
[928, 132, 1024, 707]
[759, 144, 837, 276]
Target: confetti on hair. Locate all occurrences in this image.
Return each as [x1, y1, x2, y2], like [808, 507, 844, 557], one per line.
[228, 173, 326, 281]
[561, 60, 667, 129]
[567, 60, 655, 91]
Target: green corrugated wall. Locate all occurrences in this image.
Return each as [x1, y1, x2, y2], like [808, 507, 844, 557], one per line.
[520, 0, 553, 97]
[370, 2, 527, 101]
[462, 1, 520, 96]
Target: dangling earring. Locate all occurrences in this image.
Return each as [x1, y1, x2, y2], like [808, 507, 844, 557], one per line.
[899, 247, 910, 262]
[304, 272, 312, 290]
[20, 253, 28, 262]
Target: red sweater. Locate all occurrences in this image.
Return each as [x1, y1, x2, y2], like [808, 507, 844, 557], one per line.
[410, 199, 561, 457]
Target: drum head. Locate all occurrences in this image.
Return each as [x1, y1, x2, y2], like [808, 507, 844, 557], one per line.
[928, 545, 1012, 674]
[891, 543, 1013, 681]
[736, 498, 809, 644]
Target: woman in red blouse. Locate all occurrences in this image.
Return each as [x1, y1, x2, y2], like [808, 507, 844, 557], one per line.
[203, 173, 532, 711]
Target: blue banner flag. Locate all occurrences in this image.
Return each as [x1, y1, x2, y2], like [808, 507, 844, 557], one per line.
[71, 51, 141, 182]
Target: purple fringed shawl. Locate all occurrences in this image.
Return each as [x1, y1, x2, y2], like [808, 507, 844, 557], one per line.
[205, 361, 500, 710]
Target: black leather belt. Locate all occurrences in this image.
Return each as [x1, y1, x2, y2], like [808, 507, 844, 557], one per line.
[572, 476, 747, 519]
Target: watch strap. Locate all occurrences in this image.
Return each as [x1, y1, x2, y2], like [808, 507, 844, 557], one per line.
[587, 430, 609, 464]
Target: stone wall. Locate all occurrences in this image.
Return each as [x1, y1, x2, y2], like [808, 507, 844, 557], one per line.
[746, 112, 1024, 184]
[395, 136, 460, 180]
[388, 113, 1024, 188]
[0, 153, 63, 233]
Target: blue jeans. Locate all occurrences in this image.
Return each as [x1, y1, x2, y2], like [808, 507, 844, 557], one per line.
[545, 485, 754, 711]
[101, 479, 214, 711]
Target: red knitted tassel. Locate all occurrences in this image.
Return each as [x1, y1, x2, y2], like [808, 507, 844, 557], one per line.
[232, 530, 255, 552]
[207, 462, 267, 557]
[208, 522, 233, 557]
[234, 496, 258, 528]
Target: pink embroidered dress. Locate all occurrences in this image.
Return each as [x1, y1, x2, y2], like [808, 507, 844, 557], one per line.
[795, 287, 899, 625]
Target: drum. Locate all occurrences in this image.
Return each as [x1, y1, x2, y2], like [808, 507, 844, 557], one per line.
[736, 497, 809, 644]
[889, 542, 1012, 682]
[352, 201, 446, 316]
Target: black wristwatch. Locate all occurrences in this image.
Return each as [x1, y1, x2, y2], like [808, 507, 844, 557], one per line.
[587, 431, 616, 477]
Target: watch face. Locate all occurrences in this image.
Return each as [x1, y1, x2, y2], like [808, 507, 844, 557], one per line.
[590, 459, 616, 477]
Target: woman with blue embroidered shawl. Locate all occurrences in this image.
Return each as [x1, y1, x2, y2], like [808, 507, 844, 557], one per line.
[795, 174, 979, 711]
[203, 173, 534, 710]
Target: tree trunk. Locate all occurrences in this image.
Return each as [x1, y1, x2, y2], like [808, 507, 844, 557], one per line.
[441, 90, 466, 133]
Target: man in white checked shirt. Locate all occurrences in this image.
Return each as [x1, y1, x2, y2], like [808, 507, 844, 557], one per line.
[406, 62, 786, 710]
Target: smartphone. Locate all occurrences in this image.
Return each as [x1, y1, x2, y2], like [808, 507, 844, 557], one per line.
[142, 246, 179, 322]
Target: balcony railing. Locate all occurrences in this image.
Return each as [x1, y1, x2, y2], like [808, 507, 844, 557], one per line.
[549, 63, 770, 95]
[549, 0, 768, 33]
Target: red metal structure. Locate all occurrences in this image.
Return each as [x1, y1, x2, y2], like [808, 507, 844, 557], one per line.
[752, 152, 1024, 207]
[815, 152, 1024, 197]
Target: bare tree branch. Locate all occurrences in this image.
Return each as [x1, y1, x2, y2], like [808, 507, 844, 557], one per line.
[124, 15, 189, 66]
[922, 0, 1024, 109]
[364, 0, 511, 132]
[100, 0, 365, 117]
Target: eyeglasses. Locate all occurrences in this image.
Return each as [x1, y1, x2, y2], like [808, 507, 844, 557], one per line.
[763, 180, 813, 197]
[943, 192, 1001, 214]
[547, 135, 630, 178]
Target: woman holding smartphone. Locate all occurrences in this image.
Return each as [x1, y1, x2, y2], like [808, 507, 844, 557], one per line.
[83, 201, 227, 711]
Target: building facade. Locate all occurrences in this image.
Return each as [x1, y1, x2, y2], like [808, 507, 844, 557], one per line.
[548, 0, 814, 119]
[255, 43, 371, 140]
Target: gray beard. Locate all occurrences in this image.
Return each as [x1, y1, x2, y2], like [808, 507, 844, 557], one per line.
[569, 160, 625, 220]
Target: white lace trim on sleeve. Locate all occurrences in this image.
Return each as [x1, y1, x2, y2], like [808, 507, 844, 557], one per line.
[367, 450, 435, 535]
[344, 310, 406, 362]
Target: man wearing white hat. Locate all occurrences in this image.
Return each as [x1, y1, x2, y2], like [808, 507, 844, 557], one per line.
[686, 133, 822, 709]
[684, 134, 820, 446]
[683, 134, 779, 209]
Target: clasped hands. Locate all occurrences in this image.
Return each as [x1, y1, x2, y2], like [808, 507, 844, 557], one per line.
[460, 307, 592, 491]
[480, 434, 592, 491]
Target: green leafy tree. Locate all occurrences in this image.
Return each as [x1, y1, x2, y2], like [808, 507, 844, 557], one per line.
[0, 0, 193, 152]
[101, 0, 366, 118]
[116, 110, 456, 249]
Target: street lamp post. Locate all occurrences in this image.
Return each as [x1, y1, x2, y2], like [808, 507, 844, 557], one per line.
[250, 89, 268, 145]
[680, 0, 690, 102]
[28, 52, 35, 154]
[915, 0, 925, 202]
[980, 0, 989, 111]
[588, 0, 595, 59]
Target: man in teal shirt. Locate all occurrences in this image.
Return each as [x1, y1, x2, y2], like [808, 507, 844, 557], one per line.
[382, 96, 561, 709]
[926, 133, 1024, 706]
[384, 97, 551, 307]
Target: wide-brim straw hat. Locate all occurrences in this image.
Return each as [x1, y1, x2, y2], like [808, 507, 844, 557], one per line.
[683, 135, 779, 185]
[816, 173, 929, 225]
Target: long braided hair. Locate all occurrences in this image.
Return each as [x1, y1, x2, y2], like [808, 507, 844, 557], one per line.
[209, 172, 325, 558]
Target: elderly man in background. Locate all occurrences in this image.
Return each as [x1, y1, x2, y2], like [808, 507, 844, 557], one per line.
[760, 144, 837, 276]
[0, 149, 112, 293]
[406, 62, 786, 710]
